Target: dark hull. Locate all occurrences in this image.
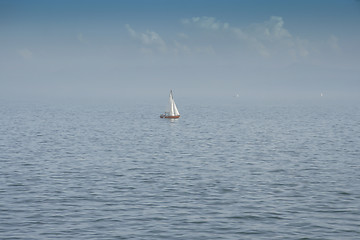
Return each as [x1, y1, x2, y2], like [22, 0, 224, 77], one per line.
[160, 115, 180, 119]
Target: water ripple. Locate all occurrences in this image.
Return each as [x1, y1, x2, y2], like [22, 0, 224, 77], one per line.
[0, 103, 359, 239]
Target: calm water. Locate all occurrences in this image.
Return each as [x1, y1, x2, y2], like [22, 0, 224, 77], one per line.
[0, 100, 359, 239]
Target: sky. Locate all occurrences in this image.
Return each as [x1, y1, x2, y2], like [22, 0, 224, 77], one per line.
[1, 0, 360, 103]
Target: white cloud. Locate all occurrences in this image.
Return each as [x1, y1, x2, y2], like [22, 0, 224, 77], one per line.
[125, 24, 167, 53]
[182, 16, 227, 31]
[231, 27, 270, 57]
[181, 16, 270, 56]
[125, 24, 137, 38]
[261, 16, 292, 40]
[182, 15, 310, 59]
[141, 31, 165, 46]
[17, 48, 33, 59]
[231, 27, 247, 40]
[250, 16, 311, 59]
[126, 24, 214, 56]
[126, 16, 311, 60]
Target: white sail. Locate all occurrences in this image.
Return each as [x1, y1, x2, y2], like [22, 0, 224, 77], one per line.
[168, 90, 180, 116]
[173, 100, 180, 116]
[168, 91, 173, 115]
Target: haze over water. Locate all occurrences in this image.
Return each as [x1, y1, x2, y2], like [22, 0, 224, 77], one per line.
[1, 0, 360, 101]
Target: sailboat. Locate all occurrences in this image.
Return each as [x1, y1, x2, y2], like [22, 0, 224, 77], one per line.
[160, 90, 180, 119]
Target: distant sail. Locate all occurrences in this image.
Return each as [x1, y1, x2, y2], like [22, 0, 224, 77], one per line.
[160, 90, 180, 118]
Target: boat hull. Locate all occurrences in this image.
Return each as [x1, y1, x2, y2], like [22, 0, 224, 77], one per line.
[160, 115, 180, 119]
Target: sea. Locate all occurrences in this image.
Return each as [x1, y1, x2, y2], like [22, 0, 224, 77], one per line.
[0, 98, 359, 240]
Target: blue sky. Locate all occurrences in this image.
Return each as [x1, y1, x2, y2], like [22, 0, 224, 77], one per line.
[1, 0, 360, 102]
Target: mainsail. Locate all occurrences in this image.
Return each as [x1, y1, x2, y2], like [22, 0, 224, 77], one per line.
[168, 90, 180, 116]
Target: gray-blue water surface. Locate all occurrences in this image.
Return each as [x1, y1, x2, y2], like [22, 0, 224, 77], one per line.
[1, 100, 359, 239]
